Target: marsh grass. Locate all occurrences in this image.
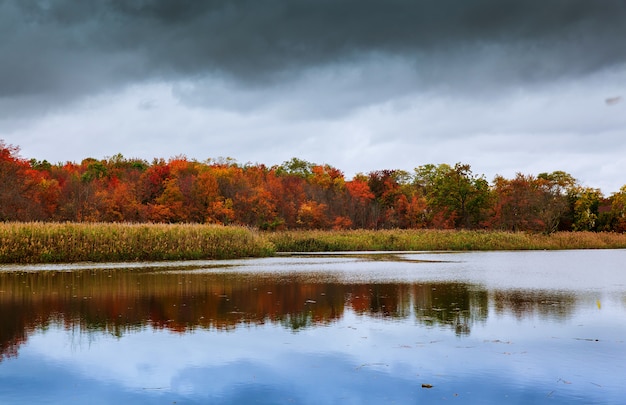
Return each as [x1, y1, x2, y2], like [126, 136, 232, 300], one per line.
[2, 223, 625, 264]
[0, 222, 275, 264]
[267, 229, 626, 252]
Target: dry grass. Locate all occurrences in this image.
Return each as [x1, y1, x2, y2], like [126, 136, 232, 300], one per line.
[2, 223, 625, 264]
[267, 229, 626, 252]
[0, 222, 275, 264]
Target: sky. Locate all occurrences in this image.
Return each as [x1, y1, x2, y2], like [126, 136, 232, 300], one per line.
[1, 0, 625, 194]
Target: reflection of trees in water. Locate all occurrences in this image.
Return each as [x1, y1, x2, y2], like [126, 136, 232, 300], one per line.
[348, 282, 489, 335]
[413, 284, 488, 336]
[347, 284, 413, 318]
[0, 300, 27, 361]
[493, 290, 577, 320]
[0, 270, 580, 359]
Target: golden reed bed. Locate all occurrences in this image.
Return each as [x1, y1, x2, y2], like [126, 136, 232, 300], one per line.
[1, 222, 625, 264]
[0, 222, 274, 263]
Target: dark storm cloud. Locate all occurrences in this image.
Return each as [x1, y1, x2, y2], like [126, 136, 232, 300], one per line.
[2, 0, 626, 100]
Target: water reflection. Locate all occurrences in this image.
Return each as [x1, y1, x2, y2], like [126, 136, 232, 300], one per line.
[1, 250, 626, 404]
[0, 265, 586, 360]
[493, 290, 577, 320]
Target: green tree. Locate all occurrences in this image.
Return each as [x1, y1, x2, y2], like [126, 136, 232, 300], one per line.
[275, 158, 314, 178]
[609, 185, 626, 232]
[537, 171, 578, 232]
[414, 163, 491, 229]
[572, 187, 603, 231]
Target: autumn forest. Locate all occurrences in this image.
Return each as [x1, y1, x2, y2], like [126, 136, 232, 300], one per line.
[2, 140, 625, 233]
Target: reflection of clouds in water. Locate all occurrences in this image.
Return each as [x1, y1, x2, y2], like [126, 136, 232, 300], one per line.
[415, 250, 626, 292]
[15, 309, 626, 404]
[21, 318, 417, 394]
[3, 250, 626, 402]
[19, 314, 462, 391]
[2, 249, 625, 359]
[2, 250, 624, 291]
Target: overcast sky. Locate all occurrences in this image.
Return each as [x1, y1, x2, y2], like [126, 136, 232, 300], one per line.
[1, 0, 625, 194]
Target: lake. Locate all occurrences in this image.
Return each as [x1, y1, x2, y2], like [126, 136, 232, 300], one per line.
[1, 250, 625, 404]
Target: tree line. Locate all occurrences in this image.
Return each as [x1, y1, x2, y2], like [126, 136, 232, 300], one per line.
[2, 140, 625, 232]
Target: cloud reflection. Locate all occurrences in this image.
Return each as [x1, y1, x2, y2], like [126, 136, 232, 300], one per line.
[1, 251, 626, 403]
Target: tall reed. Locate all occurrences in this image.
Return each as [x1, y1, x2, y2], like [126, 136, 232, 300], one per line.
[0, 222, 275, 264]
[267, 229, 626, 252]
[2, 224, 625, 264]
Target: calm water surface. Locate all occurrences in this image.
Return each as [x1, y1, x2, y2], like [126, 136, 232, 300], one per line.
[1, 250, 625, 404]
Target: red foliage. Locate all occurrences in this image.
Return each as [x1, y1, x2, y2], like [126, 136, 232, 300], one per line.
[1, 139, 624, 232]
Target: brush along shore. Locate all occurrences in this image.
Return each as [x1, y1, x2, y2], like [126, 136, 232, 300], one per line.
[1, 223, 625, 264]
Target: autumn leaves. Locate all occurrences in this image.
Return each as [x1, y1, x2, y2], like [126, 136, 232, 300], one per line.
[2, 141, 625, 232]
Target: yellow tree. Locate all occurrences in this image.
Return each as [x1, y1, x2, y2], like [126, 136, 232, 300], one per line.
[572, 187, 603, 231]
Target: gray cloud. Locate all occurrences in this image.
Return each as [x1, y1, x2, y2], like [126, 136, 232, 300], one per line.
[2, 1, 625, 194]
[2, 0, 626, 102]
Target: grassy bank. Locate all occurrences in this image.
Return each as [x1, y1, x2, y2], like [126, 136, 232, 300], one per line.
[267, 229, 626, 252]
[2, 223, 625, 264]
[0, 222, 275, 264]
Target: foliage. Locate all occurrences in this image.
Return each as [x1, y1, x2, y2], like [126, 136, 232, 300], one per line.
[1, 139, 625, 233]
[414, 163, 491, 229]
